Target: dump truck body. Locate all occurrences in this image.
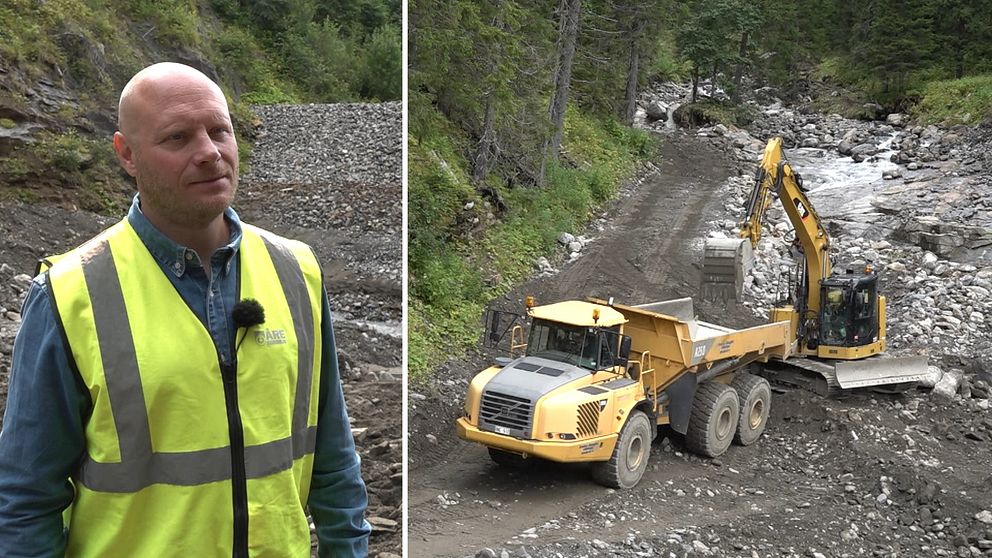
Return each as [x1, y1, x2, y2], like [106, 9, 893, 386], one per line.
[457, 297, 790, 487]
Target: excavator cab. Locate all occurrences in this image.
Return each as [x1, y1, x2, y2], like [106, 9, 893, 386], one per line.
[818, 272, 879, 350]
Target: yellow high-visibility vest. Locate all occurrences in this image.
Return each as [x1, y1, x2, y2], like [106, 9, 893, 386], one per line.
[45, 219, 323, 557]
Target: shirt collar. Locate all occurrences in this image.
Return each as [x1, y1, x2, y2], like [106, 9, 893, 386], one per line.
[126, 194, 243, 278]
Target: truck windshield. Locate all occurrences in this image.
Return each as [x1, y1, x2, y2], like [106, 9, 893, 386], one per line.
[526, 319, 599, 370]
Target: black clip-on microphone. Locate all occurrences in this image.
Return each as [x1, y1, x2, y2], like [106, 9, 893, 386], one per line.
[233, 298, 265, 352]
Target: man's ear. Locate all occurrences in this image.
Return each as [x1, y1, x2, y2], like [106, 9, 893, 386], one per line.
[113, 132, 138, 177]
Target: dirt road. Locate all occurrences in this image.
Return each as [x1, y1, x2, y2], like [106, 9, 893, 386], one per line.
[408, 134, 747, 555]
[407, 132, 992, 558]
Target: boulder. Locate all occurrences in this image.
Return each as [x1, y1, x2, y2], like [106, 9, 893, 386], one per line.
[850, 143, 878, 158]
[886, 113, 907, 127]
[919, 365, 943, 389]
[644, 100, 668, 121]
[931, 369, 964, 401]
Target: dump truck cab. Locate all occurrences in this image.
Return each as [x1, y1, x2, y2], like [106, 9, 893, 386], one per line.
[526, 300, 630, 372]
[460, 301, 639, 465]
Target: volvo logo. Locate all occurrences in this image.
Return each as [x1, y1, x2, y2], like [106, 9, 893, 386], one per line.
[496, 401, 523, 418]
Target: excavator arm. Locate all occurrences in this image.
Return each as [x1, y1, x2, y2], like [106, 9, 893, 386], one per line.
[702, 137, 831, 309]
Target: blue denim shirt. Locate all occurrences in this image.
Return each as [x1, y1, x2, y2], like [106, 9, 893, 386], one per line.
[0, 196, 370, 557]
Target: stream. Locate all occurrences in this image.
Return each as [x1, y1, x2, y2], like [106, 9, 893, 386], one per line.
[785, 133, 898, 238]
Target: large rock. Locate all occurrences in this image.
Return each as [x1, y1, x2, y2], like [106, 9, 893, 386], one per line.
[919, 365, 944, 389]
[886, 113, 907, 127]
[931, 369, 964, 401]
[644, 100, 668, 121]
[850, 143, 878, 159]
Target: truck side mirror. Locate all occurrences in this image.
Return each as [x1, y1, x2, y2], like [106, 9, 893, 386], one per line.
[619, 336, 632, 361]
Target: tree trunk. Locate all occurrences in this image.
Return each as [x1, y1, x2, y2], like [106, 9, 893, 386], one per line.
[623, 18, 645, 126]
[409, 2, 418, 72]
[473, 94, 497, 182]
[710, 61, 718, 98]
[954, 17, 965, 79]
[731, 31, 749, 102]
[542, 0, 581, 184]
[691, 66, 699, 104]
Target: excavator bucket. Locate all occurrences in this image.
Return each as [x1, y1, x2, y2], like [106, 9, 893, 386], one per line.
[833, 355, 930, 391]
[700, 238, 754, 301]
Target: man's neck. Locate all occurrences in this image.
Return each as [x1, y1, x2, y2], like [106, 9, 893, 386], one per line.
[143, 210, 230, 275]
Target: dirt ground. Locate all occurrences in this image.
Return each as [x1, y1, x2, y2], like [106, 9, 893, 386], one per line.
[407, 134, 992, 557]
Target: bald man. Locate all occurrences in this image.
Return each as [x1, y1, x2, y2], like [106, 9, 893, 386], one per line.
[0, 63, 371, 557]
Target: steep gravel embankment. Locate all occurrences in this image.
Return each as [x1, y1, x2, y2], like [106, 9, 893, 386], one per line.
[239, 101, 404, 558]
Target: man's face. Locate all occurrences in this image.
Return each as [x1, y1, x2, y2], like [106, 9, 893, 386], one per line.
[114, 76, 238, 229]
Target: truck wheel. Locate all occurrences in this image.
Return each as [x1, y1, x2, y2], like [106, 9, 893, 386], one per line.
[590, 410, 652, 489]
[731, 372, 771, 446]
[487, 447, 532, 468]
[686, 381, 740, 458]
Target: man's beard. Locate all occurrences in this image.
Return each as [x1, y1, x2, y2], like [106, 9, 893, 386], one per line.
[137, 170, 237, 229]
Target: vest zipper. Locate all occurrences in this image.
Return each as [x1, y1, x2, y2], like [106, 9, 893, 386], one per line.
[220, 358, 249, 558]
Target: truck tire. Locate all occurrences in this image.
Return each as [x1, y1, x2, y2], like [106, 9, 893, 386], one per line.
[686, 381, 739, 458]
[487, 447, 532, 468]
[731, 372, 771, 446]
[590, 410, 652, 489]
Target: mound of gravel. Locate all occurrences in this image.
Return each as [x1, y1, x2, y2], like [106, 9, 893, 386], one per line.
[245, 102, 402, 187]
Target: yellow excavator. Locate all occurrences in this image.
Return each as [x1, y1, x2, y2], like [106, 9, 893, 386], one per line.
[700, 137, 927, 393]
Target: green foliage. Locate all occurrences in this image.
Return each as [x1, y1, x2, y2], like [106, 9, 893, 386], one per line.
[358, 24, 402, 101]
[676, 100, 755, 127]
[0, 131, 127, 215]
[913, 75, 992, 125]
[215, 25, 298, 104]
[121, 0, 201, 47]
[0, 0, 137, 91]
[0, 119, 15, 129]
[208, 0, 400, 102]
[279, 20, 360, 101]
[647, 32, 690, 82]
[408, 103, 656, 379]
[409, 300, 484, 383]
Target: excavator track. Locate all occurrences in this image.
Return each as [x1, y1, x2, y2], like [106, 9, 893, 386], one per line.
[761, 359, 839, 397]
[759, 356, 927, 398]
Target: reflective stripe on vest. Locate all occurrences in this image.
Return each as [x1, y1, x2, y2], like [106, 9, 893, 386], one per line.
[65, 228, 318, 492]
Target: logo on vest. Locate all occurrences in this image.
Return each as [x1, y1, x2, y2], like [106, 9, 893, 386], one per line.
[254, 329, 287, 346]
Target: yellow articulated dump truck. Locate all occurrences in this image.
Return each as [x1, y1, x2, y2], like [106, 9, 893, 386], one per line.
[455, 296, 792, 488]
